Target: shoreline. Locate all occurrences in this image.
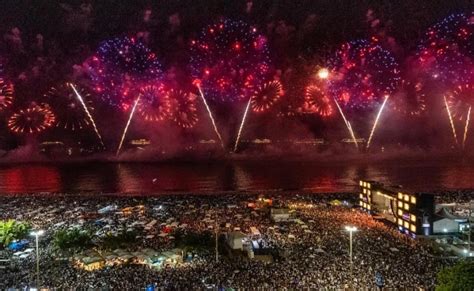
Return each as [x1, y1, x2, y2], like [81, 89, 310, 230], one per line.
[0, 148, 472, 165]
[0, 190, 358, 198]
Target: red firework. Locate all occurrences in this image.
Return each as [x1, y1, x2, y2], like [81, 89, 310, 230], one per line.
[328, 40, 400, 110]
[190, 19, 271, 102]
[44, 83, 93, 131]
[391, 79, 427, 116]
[304, 85, 334, 117]
[8, 104, 56, 134]
[446, 83, 474, 121]
[251, 80, 283, 113]
[136, 84, 171, 122]
[417, 12, 474, 85]
[0, 78, 14, 111]
[168, 89, 199, 128]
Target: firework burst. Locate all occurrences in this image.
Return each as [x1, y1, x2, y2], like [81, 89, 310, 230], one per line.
[417, 12, 474, 85]
[44, 83, 93, 131]
[328, 40, 400, 111]
[190, 19, 271, 102]
[445, 83, 474, 148]
[0, 78, 14, 111]
[251, 80, 283, 113]
[304, 85, 333, 117]
[391, 79, 427, 116]
[88, 37, 163, 107]
[446, 83, 474, 121]
[168, 89, 199, 129]
[8, 104, 56, 134]
[136, 84, 171, 122]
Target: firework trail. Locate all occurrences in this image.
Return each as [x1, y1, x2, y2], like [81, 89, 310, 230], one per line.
[234, 97, 252, 152]
[333, 97, 358, 149]
[196, 84, 224, 149]
[70, 83, 105, 148]
[462, 106, 471, 149]
[444, 95, 458, 146]
[366, 95, 389, 150]
[116, 95, 140, 156]
[234, 80, 283, 152]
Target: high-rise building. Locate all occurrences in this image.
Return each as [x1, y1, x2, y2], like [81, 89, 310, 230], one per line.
[359, 180, 435, 237]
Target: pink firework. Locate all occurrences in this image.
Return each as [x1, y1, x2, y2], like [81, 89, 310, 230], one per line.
[391, 79, 427, 116]
[190, 19, 271, 103]
[328, 40, 400, 111]
[168, 89, 199, 129]
[304, 85, 334, 118]
[250, 80, 283, 113]
[136, 84, 171, 122]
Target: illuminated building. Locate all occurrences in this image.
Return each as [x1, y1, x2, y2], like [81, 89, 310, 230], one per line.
[359, 180, 434, 237]
[129, 139, 151, 146]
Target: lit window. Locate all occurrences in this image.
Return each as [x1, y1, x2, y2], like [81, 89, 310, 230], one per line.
[364, 182, 367, 187]
[359, 201, 363, 206]
[367, 183, 371, 189]
[404, 194, 409, 202]
[411, 196, 416, 204]
[410, 224, 416, 233]
[404, 221, 409, 228]
[398, 193, 403, 199]
[397, 209, 403, 216]
[398, 218, 403, 225]
[404, 203, 409, 210]
[359, 194, 363, 199]
[367, 190, 371, 195]
[359, 180, 363, 186]
[367, 205, 371, 210]
[398, 201, 403, 208]
[410, 215, 416, 222]
[363, 188, 367, 194]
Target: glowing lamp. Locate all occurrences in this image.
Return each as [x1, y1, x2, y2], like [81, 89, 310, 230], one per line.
[317, 68, 329, 79]
[345, 226, 357, 232]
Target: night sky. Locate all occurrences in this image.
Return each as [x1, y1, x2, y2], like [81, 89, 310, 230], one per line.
[0, 1, 472, 155]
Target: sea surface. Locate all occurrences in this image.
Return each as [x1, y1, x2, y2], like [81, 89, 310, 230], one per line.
[0, 158, 473, 195]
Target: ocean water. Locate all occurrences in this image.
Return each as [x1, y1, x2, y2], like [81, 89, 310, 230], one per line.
[0, 159, 473, 195]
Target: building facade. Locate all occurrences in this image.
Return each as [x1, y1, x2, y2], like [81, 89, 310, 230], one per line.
[359, 180, 435, 237]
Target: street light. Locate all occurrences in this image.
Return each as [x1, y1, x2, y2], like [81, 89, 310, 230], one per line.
[30, 230, 44, 288]
[345, 226, 357, 286]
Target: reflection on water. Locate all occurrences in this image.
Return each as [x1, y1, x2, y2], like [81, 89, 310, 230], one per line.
[0, 160, 473, 195]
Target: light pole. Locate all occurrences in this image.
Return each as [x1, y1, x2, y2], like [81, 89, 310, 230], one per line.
[30, 230, 44, 288]
[215, 217, 219, 263]
[345, 226, 357, 287]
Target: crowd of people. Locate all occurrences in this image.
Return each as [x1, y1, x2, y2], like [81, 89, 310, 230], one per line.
[0, 192, 455, 289]
[432, 189, 474, 204]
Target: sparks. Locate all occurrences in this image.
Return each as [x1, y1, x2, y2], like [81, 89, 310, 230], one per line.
[70, 83, 105, 148]
[196, 84, 224, 149]
[116, 95, 141, 156]
[444, 95, 458, 146]
[366, 95, 389, 150]
[333, 97, 358, 149]
[462, 106, 471, 149]
[234, 97, 252, 152]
